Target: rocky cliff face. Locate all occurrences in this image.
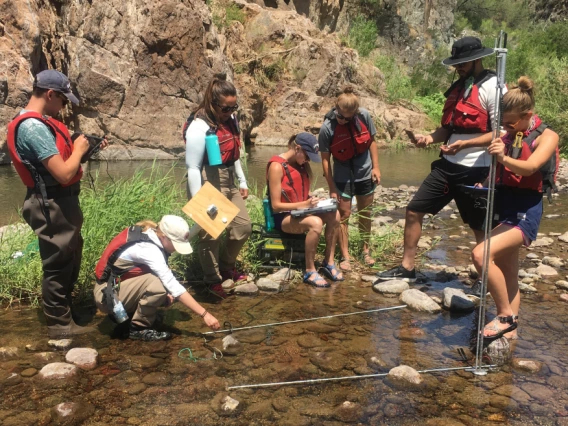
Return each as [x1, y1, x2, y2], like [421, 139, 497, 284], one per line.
[0, 0, 427, 163]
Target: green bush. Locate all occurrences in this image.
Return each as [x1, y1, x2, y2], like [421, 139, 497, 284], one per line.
[374, 55, 413, 102]
[414, 92, 445, 126]
[348, 16, 378, 57]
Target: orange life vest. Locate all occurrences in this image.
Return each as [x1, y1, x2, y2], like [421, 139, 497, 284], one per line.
[325, 109, 372, 162]
[266, 155, 310, 205]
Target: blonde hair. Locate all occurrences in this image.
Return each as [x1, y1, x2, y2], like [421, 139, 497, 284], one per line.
[502, 76, 535, 115]
[135, 220, 164, 237]
[287, 134, 313, 180]
[336, 85, 359, 114]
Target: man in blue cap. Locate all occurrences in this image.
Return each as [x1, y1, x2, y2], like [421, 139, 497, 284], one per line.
[377, 37, 502, 293]
[6, 69, 106, 338]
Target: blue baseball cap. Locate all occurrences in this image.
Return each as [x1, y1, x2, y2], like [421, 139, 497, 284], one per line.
[34, 70, 80, 105]
[295, 132, 321, 163]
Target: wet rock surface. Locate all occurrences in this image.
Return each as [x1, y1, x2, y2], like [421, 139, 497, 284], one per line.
[65, 348, 98, 371]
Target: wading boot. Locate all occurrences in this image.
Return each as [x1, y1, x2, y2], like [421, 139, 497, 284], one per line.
[45, 310, 96, 339]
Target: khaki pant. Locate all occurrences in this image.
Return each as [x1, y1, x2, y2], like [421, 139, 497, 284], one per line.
[94, 270, 167, 329]
[195, 166, 252, 284]
[22, 184, 83, 324]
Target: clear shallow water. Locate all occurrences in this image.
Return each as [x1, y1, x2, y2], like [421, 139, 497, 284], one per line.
[0, 147, 440, 227]
[1, 148, 568, 425]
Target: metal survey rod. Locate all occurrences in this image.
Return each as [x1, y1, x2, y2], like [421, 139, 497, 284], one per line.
[226, 365, 498, 390]
[474, 30, 508, 375]
[202, 305, 407, 335]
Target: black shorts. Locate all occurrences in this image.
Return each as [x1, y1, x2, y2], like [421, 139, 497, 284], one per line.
[407, 158, 489, 230]
[335, 179, 376, 199]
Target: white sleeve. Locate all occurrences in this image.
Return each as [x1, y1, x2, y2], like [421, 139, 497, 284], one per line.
[185, 119, 209, 198]
[233, 159, 248, 190]
[480, 77, 508, 125]
[126, 243, 187, 298]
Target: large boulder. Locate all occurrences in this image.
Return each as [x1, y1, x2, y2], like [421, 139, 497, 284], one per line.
[400, 289, 441, 313]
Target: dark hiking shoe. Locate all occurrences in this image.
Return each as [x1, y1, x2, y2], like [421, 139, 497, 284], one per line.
[47, 320, 96, 339]
[209, 283, 228, 299]
[375, 265, 417, 282]
[129, 328, 172, 342]
[469, 280, 489, 297]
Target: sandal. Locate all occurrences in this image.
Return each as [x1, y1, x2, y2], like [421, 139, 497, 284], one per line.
[361, 251, 375, 266]
[303, 271, 330, 288]
[339, 257, 352, 272]
[320, 263, 344, 282]
[473, 315, 518, 346]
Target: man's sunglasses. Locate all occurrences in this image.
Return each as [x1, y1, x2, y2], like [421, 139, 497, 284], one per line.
[336, 111, 353, 122]
[214, 102, 239, 113]
[54, 91, 69, 106]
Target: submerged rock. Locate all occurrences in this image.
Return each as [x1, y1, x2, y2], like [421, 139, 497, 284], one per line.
[372, 279, 409, 296]
[221, 395, 239, 413]
[38, 362, 79, 381]
[512, 358, 543, 373]
[483, 338, 511, 366]
[48, 339, 73, 351]
[387, 365, 423, 390]
[334, 401, 363, 423]
[442, 288, 474, 312]
[51, 401, 94, 425]
[65, 348, 98, 371]
[0, 347, 18, 360]
[400, 289, 441, 313]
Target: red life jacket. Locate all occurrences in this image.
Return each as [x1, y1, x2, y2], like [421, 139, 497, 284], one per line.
[6, 112, 82, 188]
[266, 155, 310, 204]
[95, 226, 168, 283]
[497, 118, 558, 198]
[324, 109, 372, 162]
[183, 114, 241, 166]
[441, 70, 495, 134]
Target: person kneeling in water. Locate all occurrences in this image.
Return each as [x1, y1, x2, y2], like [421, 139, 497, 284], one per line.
[472, 76, 559, 342]
[94, 215, 220, 341]
[266, 133, 343, 288]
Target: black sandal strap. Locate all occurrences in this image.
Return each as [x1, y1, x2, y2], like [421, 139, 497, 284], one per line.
[497, 315, 517, 325]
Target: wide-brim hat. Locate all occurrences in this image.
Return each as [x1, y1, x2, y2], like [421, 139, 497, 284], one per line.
[442, 37, 494, 66]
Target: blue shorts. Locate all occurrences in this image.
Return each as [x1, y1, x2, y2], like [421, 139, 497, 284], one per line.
[498, 189, 543, 246]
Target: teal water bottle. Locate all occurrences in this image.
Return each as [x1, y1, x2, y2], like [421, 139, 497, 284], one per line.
[263, 198, 275, 231]
[205, 130, 222, 166]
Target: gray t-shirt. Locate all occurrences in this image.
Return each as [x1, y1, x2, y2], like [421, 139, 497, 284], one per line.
[16, 110, 58, 163]
[318, 107, 376, 183]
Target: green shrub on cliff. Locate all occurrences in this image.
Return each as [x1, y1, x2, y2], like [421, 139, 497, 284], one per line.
[348, 16, 378, 57]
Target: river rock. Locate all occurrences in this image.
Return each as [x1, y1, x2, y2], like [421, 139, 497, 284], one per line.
[558, 232, 568, 243]
[526, 253, 540, 260]
[65, 348, 98, 371]
[484, 338, 511, 366]
[38, 363, 79, 381]
[234, 329, 266, 344]
[51, 401, 94, 425]
[334, 401, 362, 423]
[536, 264, 558, 277]
[560, 294, 568, 303]
[494, 384, 531, 404]
[556, 280, 568, 290]
[234, 283, 259, 296]
[2, 372, 23, 386]
[310, 351, 346, 373]
[20, 368, 38, 377]
[221, 279, 235, 290]
[521, 382, 555, 401]
[256, 277, 281, 292]
[394, 327, 427, 342]
[141, 372, 171, 386]
[442, 288, 474, 312]
[361, 274, 377, 283]
[417, 236, 431, 249]
[221, 396, 239, 413]
[542, 256, 564, 268]
[222, 335, 240, 351]
[48, 339, 73, 350]
[532, 237, 554, 247]
[0, 347, 18, 360]
[387, 365, 423, 390]
[400, 289, 441, 313]
[372, 279, 409, 296]
[512, 358, 543, 373]
[519, 282, 538, 293]
[373, 216, 393, 226]
[297, 334, 323, 348]
[268, 268, 293, 282]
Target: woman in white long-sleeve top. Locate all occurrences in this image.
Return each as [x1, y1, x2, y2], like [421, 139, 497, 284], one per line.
[185, 74, 252, 298]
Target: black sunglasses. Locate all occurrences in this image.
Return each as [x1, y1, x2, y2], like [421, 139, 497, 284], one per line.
[214, 102, 238, 113]
[54, 91, 69, 106]
[335, 111, 353, 122]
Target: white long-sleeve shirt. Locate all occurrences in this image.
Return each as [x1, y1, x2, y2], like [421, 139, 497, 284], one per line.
[185, 117, 248, 197]
[118, 229, 187, 298]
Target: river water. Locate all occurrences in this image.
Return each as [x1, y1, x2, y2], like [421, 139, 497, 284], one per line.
[1, 147, 568, 425]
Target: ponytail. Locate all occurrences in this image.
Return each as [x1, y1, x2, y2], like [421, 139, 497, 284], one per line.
[193, 73, 237, 127]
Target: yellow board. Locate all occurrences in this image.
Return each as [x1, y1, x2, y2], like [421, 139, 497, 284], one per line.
[182, 181, 240, 239]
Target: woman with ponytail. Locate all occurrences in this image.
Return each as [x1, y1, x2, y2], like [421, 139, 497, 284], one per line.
[471, 76, 559, 342]
[185, 74, 252, 298]
[318, 86, 381, 271]
[94, 216, 220, 341]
